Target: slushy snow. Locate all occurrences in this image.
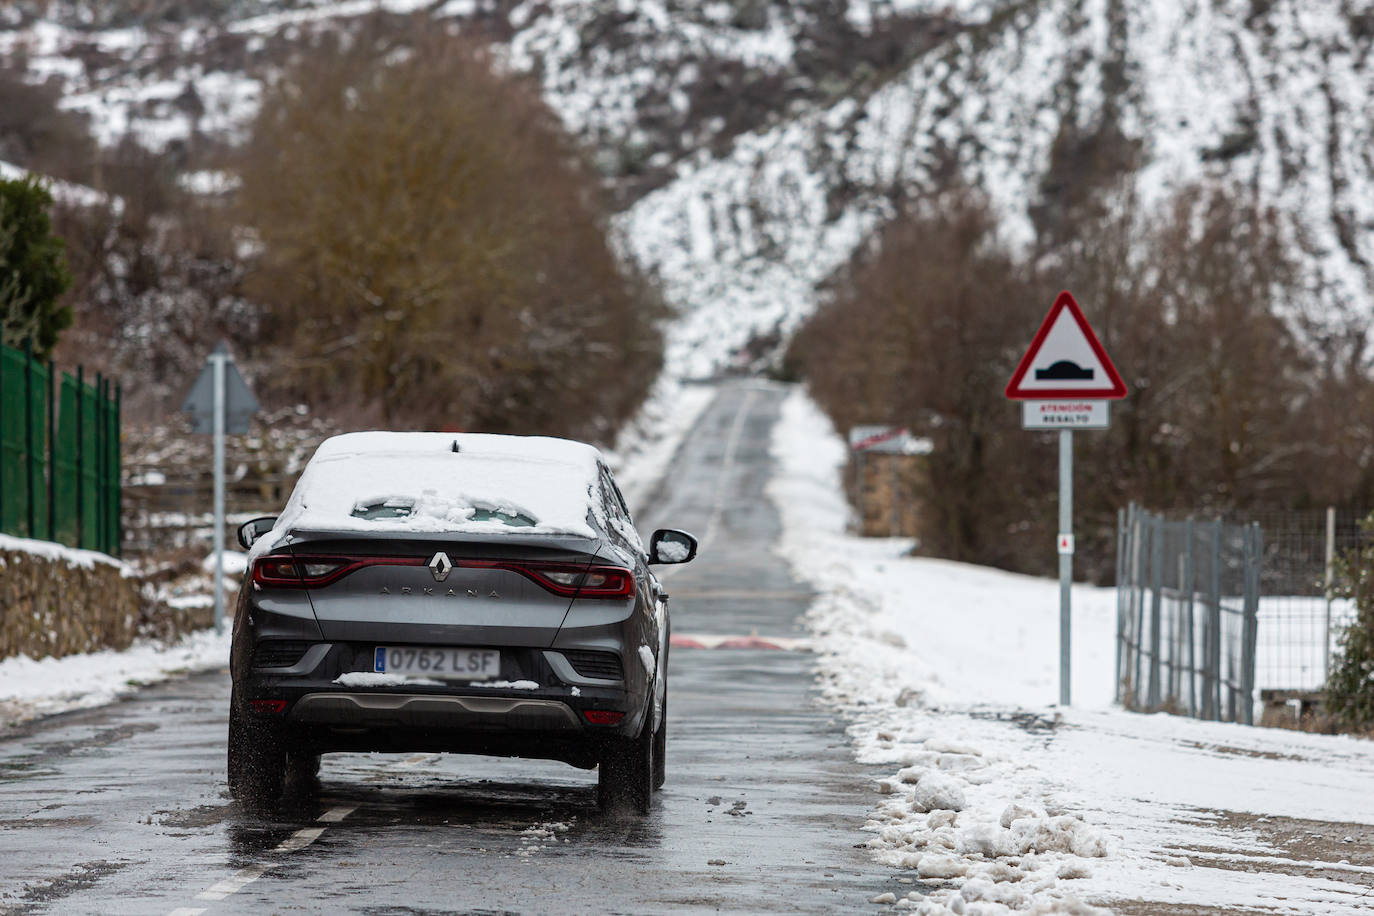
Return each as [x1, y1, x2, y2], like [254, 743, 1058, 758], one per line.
[768, 386, 1374, 915]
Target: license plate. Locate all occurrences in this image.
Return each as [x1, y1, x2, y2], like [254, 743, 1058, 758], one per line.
[374, 646, 500, 680]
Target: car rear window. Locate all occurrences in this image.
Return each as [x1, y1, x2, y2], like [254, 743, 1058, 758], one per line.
[350, 498, 537, 527]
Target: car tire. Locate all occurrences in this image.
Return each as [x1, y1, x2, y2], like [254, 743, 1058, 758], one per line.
[597, 718, 653, 815]
[227, 695, 286, 806]
[284, 750, 322, 797]
[652, 697, 667, 791]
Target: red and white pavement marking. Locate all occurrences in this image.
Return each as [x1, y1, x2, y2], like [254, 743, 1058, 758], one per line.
[669, 634, 810, 651]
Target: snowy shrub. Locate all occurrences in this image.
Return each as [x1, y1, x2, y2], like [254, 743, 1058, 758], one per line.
[1328, 516, 1374, 731]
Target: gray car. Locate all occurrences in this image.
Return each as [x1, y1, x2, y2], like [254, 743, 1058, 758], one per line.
[227, 432, 697, 813]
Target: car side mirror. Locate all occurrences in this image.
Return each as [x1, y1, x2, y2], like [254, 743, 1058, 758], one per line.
[237, 516, 278, 550]
[649, 528, 698, 565]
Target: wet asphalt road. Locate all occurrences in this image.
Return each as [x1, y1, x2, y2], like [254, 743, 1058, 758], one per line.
[0, 380, 898, 914]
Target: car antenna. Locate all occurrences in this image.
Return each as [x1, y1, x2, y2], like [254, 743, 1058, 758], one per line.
[451, 440, 461, 453]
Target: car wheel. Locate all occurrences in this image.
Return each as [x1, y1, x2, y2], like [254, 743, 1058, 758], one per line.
[652, 697, 667, 791]
[227, 695, 286, 806]
[284, 750, 322, 797]
[597, 718, 653, 815]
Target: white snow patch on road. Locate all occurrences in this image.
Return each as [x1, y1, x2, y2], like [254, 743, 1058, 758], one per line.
[0, 628, 229, 726]
[768, 386, 1374, 915]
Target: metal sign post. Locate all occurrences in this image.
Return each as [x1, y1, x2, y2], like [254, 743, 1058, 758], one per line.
[1058, 428, 1073, 706]
[1005, 292, 1127, 707]
[211, 350, 226, 635]
[182, 342, 259, 635]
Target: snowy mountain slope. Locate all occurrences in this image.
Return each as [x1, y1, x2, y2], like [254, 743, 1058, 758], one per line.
[1, 1, 1371, 379]
[621, 0, 1374, 376]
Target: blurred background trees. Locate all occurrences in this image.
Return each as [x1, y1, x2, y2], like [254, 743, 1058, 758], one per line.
[791, 181, 1374, 579]
[235, 23, 666, 439]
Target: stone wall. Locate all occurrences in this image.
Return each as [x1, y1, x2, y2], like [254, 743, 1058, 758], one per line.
[0, 544, 210, 661]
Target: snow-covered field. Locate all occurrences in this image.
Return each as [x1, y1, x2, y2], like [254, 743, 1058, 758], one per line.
[769, 388, 1374, 914]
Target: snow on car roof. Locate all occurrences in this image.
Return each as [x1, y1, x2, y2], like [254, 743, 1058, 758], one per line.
[269, 431, 606, 543]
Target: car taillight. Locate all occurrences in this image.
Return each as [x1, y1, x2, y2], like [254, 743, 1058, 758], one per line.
[249, 699, 288, 715]
[583, 710, 625, 726]
[509, 564, 634, 599]
[251, 555, 424, 588]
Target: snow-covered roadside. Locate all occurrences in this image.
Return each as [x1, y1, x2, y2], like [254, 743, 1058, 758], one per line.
[605, 377, 716, 510]
[0, 628, 230, 726]
[768, 388, 1374, 914]
[0, 534, 232, 727]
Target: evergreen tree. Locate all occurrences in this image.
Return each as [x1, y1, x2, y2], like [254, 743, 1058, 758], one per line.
[0, 176, 73, 357]
[1329, 516, 1374, 731]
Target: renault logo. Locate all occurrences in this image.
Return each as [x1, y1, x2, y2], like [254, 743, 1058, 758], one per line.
[428, 551, 453, 582]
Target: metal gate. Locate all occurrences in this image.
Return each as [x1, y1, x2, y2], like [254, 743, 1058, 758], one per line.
[1115, 504, 1262, 724]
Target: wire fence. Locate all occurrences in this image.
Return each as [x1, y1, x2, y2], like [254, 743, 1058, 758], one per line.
[1115, 504, 1261, 723]
[1244, 509, 1364, 693]
[0, 341, 121, 555]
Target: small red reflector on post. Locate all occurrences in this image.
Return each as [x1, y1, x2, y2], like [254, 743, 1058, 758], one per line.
[582, 710, 624, 726]
[249, 699, 288, 715]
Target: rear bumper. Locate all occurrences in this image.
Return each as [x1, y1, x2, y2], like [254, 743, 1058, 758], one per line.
[290, 692, 581, 731]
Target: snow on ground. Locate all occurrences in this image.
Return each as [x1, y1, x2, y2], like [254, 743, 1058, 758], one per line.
[769, 387, 1374, 914]
[605, 378, 716, 511]
[0, 628, 229, 727]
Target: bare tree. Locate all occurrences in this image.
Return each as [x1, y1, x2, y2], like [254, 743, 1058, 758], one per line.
[234, 19, 665, 437]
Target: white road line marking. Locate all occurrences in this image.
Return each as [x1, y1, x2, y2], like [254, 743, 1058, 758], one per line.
[317, 804, 356, 823]
[195, 864, 273, 901]
[177, 805, 350, 912]
[274, 826, 326, 852]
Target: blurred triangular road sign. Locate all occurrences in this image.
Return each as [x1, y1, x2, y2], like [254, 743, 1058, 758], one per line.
[1005, 291, 1127, 400]
[181, 341, 259, 434]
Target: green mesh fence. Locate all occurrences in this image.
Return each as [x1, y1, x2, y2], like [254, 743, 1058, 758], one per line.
[0, 342, 120, 556]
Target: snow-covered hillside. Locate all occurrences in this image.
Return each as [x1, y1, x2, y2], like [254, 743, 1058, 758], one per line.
[622, 0, 1374, 374]
[2, 0, 1371, 377]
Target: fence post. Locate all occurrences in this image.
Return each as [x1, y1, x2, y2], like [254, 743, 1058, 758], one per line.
[115, 383, 122, 558]
[1185, 517, 1196, 716]
[75, 364, 84, 549]
[95, 373, 105, 554]
[46, 359, 56, 541]
[0, 347, 5, 532]
[1132, 507, 1147, 709]
[1148, 512, 1164, 709]
[1324, 506, 1336, 686]
[1115, 506, 1127, 704]
[1241, 523, 1262, 726]
[24, 340, 35, 538]
[1209, 519, 1223, 720]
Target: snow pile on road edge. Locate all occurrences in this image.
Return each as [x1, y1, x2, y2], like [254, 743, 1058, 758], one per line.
[605, 378, 716, 511]
[765, 387, 1113, 915]
[0, 628, 230, 726]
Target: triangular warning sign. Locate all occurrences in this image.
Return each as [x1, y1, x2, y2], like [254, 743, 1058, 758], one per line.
[1005, 291, 1127, 400]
